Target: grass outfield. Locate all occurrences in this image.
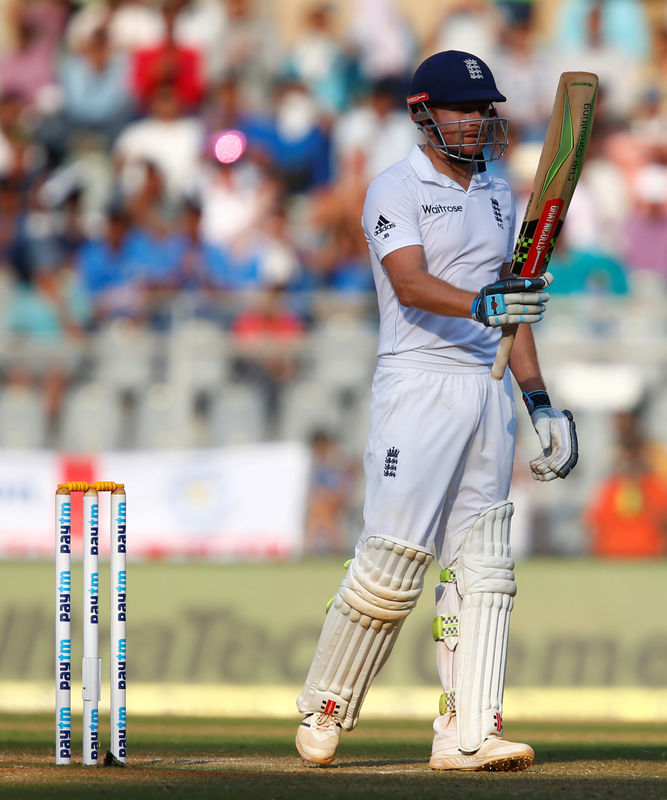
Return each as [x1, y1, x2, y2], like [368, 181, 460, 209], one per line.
[0, 715, 665, 799]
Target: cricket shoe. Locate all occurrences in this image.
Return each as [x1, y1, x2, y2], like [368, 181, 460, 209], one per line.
[429, 735, 534, 771]
[295, 712, 342, 765]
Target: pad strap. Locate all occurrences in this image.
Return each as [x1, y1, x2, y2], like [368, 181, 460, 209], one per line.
[439, 690, 456, 715]
[432, 614, 459, 641]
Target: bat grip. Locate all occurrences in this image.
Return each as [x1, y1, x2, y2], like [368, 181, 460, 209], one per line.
[491, 324, 518, 380]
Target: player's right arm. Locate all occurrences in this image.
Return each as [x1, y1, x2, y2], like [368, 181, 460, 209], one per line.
[382, 245, 477, 318]
[383, 246, 551, 326]
[364, 172, 477, 318]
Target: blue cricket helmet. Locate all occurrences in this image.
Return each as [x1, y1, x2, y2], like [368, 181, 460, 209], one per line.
[406, 51, 509, 166]
[407, 50, 506, 107]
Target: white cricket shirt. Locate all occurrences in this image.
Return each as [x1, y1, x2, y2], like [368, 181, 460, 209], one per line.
[362, 144, 516, 368]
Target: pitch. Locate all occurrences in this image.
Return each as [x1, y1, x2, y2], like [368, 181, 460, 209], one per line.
[0, 714, 665, 799]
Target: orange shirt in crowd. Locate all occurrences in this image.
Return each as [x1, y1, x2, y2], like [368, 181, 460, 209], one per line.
[585, 472, 667, 558]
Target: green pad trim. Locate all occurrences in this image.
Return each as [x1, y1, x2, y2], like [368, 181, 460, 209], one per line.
[439, 690, 456, 716]
[432, 614, 459, 641]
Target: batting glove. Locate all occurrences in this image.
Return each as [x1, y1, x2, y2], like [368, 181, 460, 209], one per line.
[523, 390, 578, 481]
[471, 273, 553, 327]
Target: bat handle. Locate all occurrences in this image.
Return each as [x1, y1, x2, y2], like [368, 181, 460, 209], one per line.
[491, 324, 518, 381]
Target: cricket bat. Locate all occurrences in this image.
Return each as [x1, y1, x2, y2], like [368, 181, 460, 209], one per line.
[491, 71, 598, 381]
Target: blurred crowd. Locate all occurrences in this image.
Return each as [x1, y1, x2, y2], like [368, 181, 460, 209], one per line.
[0, 0, 666, 556]
[0, 0, 666, 340]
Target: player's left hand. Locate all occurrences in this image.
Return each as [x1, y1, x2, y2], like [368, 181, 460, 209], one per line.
[523, 390, 578, 481]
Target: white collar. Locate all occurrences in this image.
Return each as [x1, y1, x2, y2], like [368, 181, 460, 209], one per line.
[408, 145, 491, 191]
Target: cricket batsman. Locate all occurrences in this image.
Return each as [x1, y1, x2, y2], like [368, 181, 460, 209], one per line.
[295, 50, 578, 771]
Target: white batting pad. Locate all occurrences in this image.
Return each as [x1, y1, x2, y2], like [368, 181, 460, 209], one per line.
[432, 569, 460, 751]
[456, 501, 516, 753]
[297, 535, 433, 730]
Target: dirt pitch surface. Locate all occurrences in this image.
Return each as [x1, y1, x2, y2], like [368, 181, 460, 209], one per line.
[1, 715, 665, 799]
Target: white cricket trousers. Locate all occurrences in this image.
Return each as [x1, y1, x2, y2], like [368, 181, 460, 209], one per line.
[359, 361, 516, 568]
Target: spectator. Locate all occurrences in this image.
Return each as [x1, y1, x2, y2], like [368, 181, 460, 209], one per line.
[124, 159, 182, 238]
[35, 141, 117, 236]
[130, 195, 236, 323]
[331, 77, 419, 185]
[3, 261, 89, 435]
[304, 429, 356, 555]
[200, 74, 274, 172]
[0, 92, 40, 183]
[0, 92, 29, 178]
[552, 0, 651, 63]
[491, 16, 557, 140]
[121, 160, 190, 324]
[629, 87, 667, 164]
[70, 0, 225, 77]
[230, 285, 305, 427]
[200, 203, 302, 301]
[257, 79, 332, 197]
[283, 3, 355, 116]
[252, 209, 303, 290]
[65, 0, 164, 55]
[491, 0, 537, 26]
[59, 25, 135, 147]
[585, 410, 667, 558]
[5, 267, 85, 341]
[0, 177, 34, 283]
[0, 2, 64, 108]
[621, 164, 667, 281]
[217, 0, 278, 111]
[554, 0, 646, 123]
[27, 179, 89, 275]
[74, 206, 144, 325]
[113, 82, 204, 201]
[568, 124, 634, 255]
[130, 0, 206, 113]
[173, 198, 232, 298]
[346, 0, 415, 89]
[427, 0, 503, 67]
[170, 0, 229, 85]
[303, 147, 374, 293]
[197, 145, 279, 256]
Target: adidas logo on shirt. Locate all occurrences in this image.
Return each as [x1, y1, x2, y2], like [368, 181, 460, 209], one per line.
[374, 214, 396, 237]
